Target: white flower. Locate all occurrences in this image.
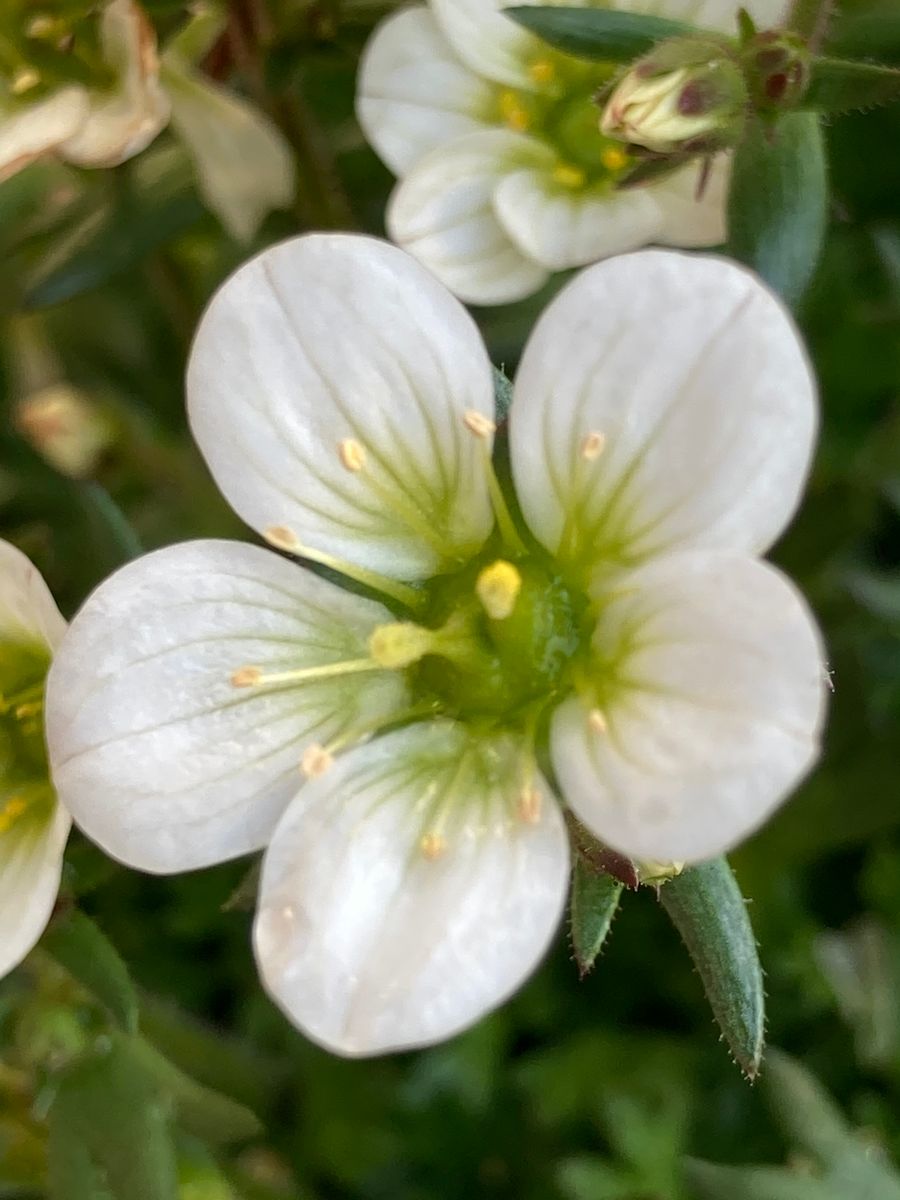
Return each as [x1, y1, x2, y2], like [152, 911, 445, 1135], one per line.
[0, 540, 69, 979]
[0, 0, 293, 243]
[356, 0, 787, 305]
[46, 235, 826, 1056]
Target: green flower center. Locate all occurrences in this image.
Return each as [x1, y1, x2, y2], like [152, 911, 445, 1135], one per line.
[491, 54, 633, 190]
[0, 641, 53, 834]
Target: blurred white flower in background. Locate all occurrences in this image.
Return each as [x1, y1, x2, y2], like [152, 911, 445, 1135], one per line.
[356, 0, 786, 304]
[47, 234, 826, 1056]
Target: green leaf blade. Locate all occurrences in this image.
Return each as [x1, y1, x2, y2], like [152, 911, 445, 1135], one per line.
[659, 858, 765, 1078]
[803, 56, 900, 114]
[726, 111, 828, 307]
[685, 1159, 842, 1200]
[570, 860, 623, 978]
[42, 910, 139, 1036]
[505, 6, 701, 63]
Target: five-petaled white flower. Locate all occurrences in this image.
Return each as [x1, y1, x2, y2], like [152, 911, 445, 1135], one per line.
[356, 0, 787, 305]
[0, 540, 69, 979]
[46, 234, 826, 1057]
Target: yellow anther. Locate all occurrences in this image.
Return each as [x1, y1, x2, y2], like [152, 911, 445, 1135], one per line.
[14, 701, 42, 720]
[369, 622, 433, 669]
[552, 163, 586, 189]
[499, 89, 530, 132]
[580, 431, 606, 461]
[301, 744, 334, 779]
[231, 666, 262, 688]
[476, 560, 522, 621]
[12, 68, 40, 95]
[27, 14, 57, 37]
[463, 410, 496, 439]
[588, 708, 608, 734]
[420, 832, 447, 861]
[529, 59, 555, 86]
[264, 525, 301, 553]
[0, 796, 28, 834]
[600, 145, 629, 172]
[517, 785, 542, 825]
[338, 438, 366, 472]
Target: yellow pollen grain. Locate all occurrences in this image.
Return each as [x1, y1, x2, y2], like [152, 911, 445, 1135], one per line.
[264, 525, 301, 553]
[231, 665, 262, 688]
[588, 708, 608, 734]
[420, 832, 447, 861]
[600, 146, 629, 172]
[476, 560, 522, 621]
[12, 68, 40, 95]
[529, 59, 555, 86]
[499, 90, 530, 132]
[552, 163, 586, 189]
[580, 431, 606, 461]
[0, 796, 28, 833]
[463, 410, 496, 439]
[301, 743, 334, 779]
[517, 786, 542, 825]
[338, 438, 366, 472]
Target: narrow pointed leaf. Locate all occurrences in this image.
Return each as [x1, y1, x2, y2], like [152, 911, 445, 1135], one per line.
[801, 57, 900, 113]
[570, 860, 623, 977]
[505, 6, 700, 63]
[659, 858, 764, 1078]
[42, 909, 139, 1035]
[685, 1159, 841, 1200]
[727, 111, 827, 307]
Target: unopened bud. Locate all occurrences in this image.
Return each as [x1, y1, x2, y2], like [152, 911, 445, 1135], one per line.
[742, 30, 811, 111]
[16, 385, 114, 478]
[601, 38, 748, 155]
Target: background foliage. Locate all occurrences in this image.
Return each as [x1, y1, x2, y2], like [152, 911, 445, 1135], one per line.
[2, 0, 900, 1196]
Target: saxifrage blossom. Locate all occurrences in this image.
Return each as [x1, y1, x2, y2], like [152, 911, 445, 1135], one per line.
[0, 540, 69, 979]
[356, 0, 787, 305]
[46, 234, 826, 1056]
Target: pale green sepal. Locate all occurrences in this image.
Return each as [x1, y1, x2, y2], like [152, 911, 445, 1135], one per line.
[569, 859, 622, 978]
[659, 857, 765, 1078]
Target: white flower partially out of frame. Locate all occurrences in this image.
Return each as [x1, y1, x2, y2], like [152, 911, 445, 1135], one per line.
[0, 540, 69, 979]
[46, 235, 827, 1056]
[356, 0, 790, 305]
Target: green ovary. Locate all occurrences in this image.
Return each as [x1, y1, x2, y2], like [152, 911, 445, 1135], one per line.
[491, 55, 632, 191]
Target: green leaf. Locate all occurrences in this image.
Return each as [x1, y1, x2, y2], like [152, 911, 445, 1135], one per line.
[727, 111, 827, 307]
[659, 858, 765, 1078]
[41, 910, 139, 1036]
[802, 56, 900, 113]
[47, 1037, 179, 1200]
[569, 860, 623, 978]
[504, 6, 701, 63]
[23, 153, 204, 310]
[685, 1159, 841, 1199]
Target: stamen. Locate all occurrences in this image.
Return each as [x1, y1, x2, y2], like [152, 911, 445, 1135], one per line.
[12, 68, 40, 95]
[529, 59, 555, 85]
[553, 163, 586, 189]
[463, 410, 496, 439]
[14, 701, 42, 720]
[580, 431, 606, 460]
[263, 524, 423, 610]
[300, 744, 334, 779]
[420, 832, 447, 861]
[476, 560, 522, 621]
[0, 796, 28, 834]
[600, 146, 629, 172]
[338, 438, 366, 472]
[27, 15, 57, 37]
[230, 659, 381, 689]
[369, 622, 434, 669]
[517, 785, 542, 825]
[588, 708, 609, 734]
[499, 90, 530, 132]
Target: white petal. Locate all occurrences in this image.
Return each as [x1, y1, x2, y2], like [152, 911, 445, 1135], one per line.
[163, 61, 294, 242]
[653, 155, 729, 247]
[612, 0, 789, 35]
[553, 551, 826, 864]
[388, 130, 551, 305]
[187, 234, 495, 580]
[0, 88, 89, 183]
[0, 539, 67, 651]
[254, 721, 569, 1056]
[0, 798, 70, 979]
[510, 249, 816, 569]
[45, 540, 410, 873]
[60, 0, 170, 167]
[357, 7, 494, 175]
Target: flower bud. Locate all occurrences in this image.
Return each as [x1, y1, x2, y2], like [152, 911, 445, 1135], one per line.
[600, 38, 748, 155]
[15, 385, 114, 479]
[742, 30, 811, 111]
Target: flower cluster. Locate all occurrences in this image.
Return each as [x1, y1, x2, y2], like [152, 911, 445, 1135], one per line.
[43, 234, 826, 1055]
